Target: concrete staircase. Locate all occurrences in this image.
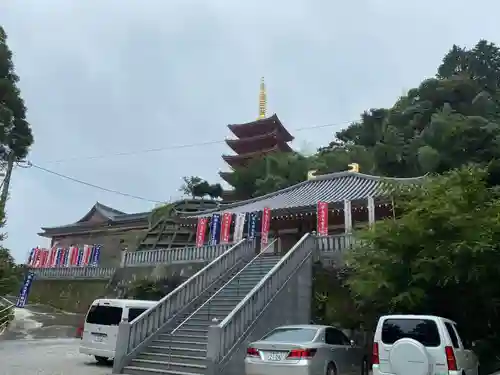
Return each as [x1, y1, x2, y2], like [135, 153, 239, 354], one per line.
[122, 255, 281, 375]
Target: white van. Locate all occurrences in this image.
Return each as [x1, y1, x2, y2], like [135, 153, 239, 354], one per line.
[79, 298, 157, 364]
[372, 314, 479, 375]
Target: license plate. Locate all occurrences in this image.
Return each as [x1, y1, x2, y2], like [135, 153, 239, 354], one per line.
[267, 351, 286, 361]
[93, 335, 105, 342]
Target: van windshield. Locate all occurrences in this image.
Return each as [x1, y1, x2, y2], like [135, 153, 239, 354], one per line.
[86, 305, 122, 326]
[382, 318, 441, 347]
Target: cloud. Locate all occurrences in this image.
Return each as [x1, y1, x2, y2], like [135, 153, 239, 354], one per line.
[1, 0, 499, 261]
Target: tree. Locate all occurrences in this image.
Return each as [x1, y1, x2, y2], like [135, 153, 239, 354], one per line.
[0, 26, 34, 207]
[179, 176, 203, 198]
[346, 166, 500, 350]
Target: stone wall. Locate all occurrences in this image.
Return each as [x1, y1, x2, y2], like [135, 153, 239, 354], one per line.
[28, 279, 109, 313]
[51, 228, 146, 267]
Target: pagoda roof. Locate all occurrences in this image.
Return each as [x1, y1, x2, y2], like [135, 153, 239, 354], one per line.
[225, 130, 293, 154]
[222, 145, 291, 167]
[185, 171, 425, 218]
[40, 202, 150, 235]
[227, 114, 294, 141]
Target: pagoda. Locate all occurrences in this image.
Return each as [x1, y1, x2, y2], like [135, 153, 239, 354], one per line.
[220, 78, 295, 200]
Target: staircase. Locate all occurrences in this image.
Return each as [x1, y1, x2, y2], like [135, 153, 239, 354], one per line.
[113, 233, 317, 375]
[123, 254, 281, 375]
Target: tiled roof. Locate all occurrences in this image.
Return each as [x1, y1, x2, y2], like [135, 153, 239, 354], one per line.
[187, 171, 425, 217]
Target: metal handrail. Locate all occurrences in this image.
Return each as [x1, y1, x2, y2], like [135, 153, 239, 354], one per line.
[170, 238, 278, 336]
[0, 297, 15, 334]
[220, 233, 309, 326]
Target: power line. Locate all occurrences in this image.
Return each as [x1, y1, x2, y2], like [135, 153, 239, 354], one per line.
[40, 119, 353, 164]
[28, 162, 163, 203]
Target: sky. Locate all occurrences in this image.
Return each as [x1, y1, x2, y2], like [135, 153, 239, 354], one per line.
[1, 0, 499, 262]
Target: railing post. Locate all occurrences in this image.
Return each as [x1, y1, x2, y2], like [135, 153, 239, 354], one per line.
[113, 319, 131, 374]
[206, 325, 222, 375]
[120, 250, 127, 267]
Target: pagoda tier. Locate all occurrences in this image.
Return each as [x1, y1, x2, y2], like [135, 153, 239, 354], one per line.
[222, 144, 292, 169]
[225, 130, 293, 155]
[228, 114, 293, 141]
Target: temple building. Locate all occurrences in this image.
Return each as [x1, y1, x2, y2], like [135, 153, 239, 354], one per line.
[38, 200, 218, 266]
[220, 78, 295, 201]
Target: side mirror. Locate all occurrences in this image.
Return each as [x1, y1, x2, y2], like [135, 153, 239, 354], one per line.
[350, 339, 356, 347]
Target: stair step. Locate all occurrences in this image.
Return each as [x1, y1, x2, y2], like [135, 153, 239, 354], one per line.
[158, 334, 207, 343]
[139, 352, 206, 365]
[148, 346, 206, 355]
[131, 358, 207, 372]
[124, 365, 203, 375]
[153, 339, 206, 350]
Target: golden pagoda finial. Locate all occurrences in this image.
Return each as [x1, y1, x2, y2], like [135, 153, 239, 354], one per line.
[307, 170, 317, 180]
[258, 77, 267, 119]
[348, 163, 360, 173]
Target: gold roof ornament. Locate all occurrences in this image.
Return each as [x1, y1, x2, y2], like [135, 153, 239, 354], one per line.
[258, 77, 267, 119]
[348, 163, 359, 173]
[307, 170, 317, 180]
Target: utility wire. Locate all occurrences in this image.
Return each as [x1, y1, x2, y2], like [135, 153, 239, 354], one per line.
[28, 162, 163, 203]
[40, 120, 353, 164]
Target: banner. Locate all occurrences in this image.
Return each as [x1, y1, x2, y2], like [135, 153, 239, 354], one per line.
[26, 248, 35, 266]
[76, 247, 84, 266]
[69, 246, 78, 266]
[261, 207, 271, 245]
[209, 213, 222, 245]
[195, 217, 208, 247]
[247, 212, 257, 240]
[91, 245, 101, 266]
[49, 247, 57, 267]
[317, 201, 329, 236]
[82, 245, 92, 266]
[16, 271, 35, 308]
[233, 213, 246, 242]
[33, 248, 42, 268]
[61, 248, 69, 267]
[220, 212, 233, 244]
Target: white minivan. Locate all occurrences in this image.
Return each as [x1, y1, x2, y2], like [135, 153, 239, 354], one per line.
[79, 298, 157, 364]
[372, 314, 479, 375]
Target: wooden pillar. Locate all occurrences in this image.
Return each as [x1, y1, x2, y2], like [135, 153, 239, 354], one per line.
[367, 196, 376, 226]
[343, 200, 352, 233]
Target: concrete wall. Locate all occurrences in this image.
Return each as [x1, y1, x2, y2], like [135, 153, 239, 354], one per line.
[29, 262, 207, 313]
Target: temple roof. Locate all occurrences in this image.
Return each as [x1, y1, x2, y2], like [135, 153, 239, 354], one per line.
[186, 172, 425, 217]
[227, 114, 294, 141]
[40, 202, 150, 234]
[222, 145, 292, 167]
[225, 130, 293, 154]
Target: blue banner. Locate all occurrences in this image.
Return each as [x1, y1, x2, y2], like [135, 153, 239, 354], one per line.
[55, 248, 63, 266]
[76, 247, 84, 266]
[16, 271, 35, 308]
[248, 212, 257, 240]
[91, 245, 101, 266]
[209, 214, 221, 245]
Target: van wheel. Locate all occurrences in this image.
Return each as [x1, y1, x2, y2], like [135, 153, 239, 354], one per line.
[326, 363, 337, 375]
[95, 356, 111, 365]
[361, 357, 369, 375]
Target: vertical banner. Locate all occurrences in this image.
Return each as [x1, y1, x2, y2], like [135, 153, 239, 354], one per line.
[69, 246, 78, 266]
[42, 249, 50, 268]
[48, 247, 57, 267]
[233, 213, 246, 242]
[91, 245, 101, 266]
[260, 207, 271, 245]
[26, 248, 35, 266]
[247, 212, 257, 240]
[76, 247, 84, 266]
[195, 217, 208, 247]
[209, 213, 222, 245]
[317, 201, 329, 236]
[33, 248, 41, 268]
[61, 248, 69, 267]
[55, 248, 62, 266]
[83, 245, 92, 266]
[15, 271, 35, 308]
[220, 212, 233, 244]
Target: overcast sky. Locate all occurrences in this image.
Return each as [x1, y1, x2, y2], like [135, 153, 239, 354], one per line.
[1, 0, 499, 262]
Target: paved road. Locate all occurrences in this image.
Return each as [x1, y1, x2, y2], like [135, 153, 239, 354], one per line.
[0, 301, 111, 375]
[0, 338, 112, 375]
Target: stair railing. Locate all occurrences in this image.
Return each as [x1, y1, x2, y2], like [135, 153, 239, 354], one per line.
[163, 238, 278, 369]
[0, 296, 15, 335]
[206, 233, 315, 372]
[113, 239, 254, 373]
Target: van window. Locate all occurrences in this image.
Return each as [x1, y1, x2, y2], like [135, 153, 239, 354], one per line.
[86, 305, 122, 326]
[445, 322, 459, 348]
[381, 318, 440, 347]
[128, 308, 147, 322]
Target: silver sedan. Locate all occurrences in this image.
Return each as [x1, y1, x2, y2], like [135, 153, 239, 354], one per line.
[244, 324, 369, 375]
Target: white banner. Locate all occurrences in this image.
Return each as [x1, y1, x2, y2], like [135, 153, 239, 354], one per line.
[233, 213, 246, 242]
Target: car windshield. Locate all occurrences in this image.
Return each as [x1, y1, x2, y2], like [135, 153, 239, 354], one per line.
[262, 327, 318, 343]
[382, 318, 441, 347]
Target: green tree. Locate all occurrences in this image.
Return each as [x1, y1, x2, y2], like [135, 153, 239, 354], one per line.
[346, 166, 500, 346]
[0, 26, 34, 206]
[179, 176, 203, 198]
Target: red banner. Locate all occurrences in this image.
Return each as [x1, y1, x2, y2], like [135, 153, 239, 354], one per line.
[220, 212, 233, 244]
[261, 207, 271, 245]
[317, 201, 329, 236]
[196, 217, 208, 247]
